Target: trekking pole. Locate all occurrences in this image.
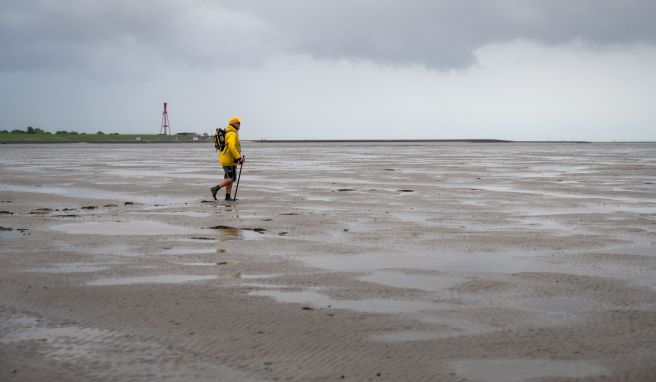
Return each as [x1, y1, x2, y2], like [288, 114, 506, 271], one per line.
[233, 163, 243, 200]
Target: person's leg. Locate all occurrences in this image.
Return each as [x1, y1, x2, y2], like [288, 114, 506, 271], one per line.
[223, 166, 237, 200]
[211, 179, 233, 200]
[210, 168, 236, 200]
[219, 178, 234, 188]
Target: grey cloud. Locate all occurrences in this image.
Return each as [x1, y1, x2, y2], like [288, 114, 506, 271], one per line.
[1, 0, 655, 72]
[230, 0, 656, 67]
[0, 0, 278, 72]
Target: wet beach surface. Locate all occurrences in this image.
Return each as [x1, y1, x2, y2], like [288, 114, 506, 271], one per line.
[1, 142, 655, 381]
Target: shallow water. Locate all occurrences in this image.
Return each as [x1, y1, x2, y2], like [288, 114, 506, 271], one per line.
[59, 243, 140, 257]
[300, 251, 550, 274]
[450, 359, 608, 382]
[52, 221, 205, 236]
[249, 288, 450, 314]
[87, 274, 218, 286]
[0, 230, 23, 238]
[180, 262, 218, 266]
[26, 263, 109, 273]
[158, 247, 217, 255]
[510, 296, 612, 314]
[370, 330, 453, 342]
[0, 183, 190, 205]
[358, 271, 464, 292]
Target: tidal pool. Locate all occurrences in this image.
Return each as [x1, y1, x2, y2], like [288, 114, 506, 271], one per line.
[370, 331, 452, 342]
[0, 183, 189, 205]
[450, 359, 608, 382]
[158, 247, 217, 255]
[87, 275, 217, 286]
[52, 221, 205, 236]
[26, 263, 109, 273]
[358, 271, 464, 292]
[249, 288, 450, 314]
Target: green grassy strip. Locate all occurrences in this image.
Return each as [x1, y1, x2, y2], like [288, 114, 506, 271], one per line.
[0, 133, 207, 143]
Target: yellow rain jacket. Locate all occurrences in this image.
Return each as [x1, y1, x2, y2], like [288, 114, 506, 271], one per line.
[219, 125, 241, 166]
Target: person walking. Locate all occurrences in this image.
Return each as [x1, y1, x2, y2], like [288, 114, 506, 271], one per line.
[211, 117, 245, 201]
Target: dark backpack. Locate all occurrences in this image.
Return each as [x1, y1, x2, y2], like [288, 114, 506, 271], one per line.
[213, 128, 226, 151]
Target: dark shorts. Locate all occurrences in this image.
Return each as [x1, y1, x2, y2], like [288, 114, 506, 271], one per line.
[223, 166, 237, 181]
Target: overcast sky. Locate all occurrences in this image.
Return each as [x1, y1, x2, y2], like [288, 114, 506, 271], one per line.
[1, 0, 655, 140]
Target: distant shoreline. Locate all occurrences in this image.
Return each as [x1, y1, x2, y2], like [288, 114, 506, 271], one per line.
[251, 139, 516, 143]
[1, 140, 209, 144]
[249, 139, 593, 144]
[0, 132, 209, 144]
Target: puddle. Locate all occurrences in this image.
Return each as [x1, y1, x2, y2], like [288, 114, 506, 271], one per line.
[391, 212, 435, 225]
[87, 274, 217, 286]
[416, 316, 498, 339]
[514, 216, 593, 235]
[476, 184, 656, 208]
[296, 205, 342, 214]
[207, 225, 267, 240]
[177, 237, 216, 243]
[249, 289, 449, 314]
[167, 211, 211, 217]
[0, 184, 189, 205]
[0, 229, 23, 238]
[450, 359, 608, 382]
[180, 262, 217, 266]
[300, 252, 553, 274]
[302, 195, 335, 202]
[238, 282, 287, 289]
[132, 210, 211, 218]
[26, 263, 109, 273]
[52, 221, 205, 236]
[358, 271, 464, 292]
[370, 331, 451, 342]
[240, 273, 284, 280]
[158, 247, 217, 255]
[224, 273, 285, 282]
[61, 243, 141, 257]
[106, 169, 217, 180]
[511, 296, 609, 314]
[208, 225, 267, 233]
[231, 230, 267, 240]
[306, 251, 656, 291]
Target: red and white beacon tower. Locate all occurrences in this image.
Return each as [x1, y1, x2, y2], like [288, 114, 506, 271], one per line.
[160, 102, 171, 135]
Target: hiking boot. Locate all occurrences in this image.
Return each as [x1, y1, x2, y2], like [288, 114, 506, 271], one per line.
[210, 186, 220, 200]
[225, 194, 232, 201]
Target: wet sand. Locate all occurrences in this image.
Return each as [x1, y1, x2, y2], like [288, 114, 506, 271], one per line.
[1, 142, 655, 381]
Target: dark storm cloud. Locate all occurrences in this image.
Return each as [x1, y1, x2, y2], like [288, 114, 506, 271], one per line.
[0, 1, 169, 70]
[0, 0, 278, 72]
[1, 0, 655, 72]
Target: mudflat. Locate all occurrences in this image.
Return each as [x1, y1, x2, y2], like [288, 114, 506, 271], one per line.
[1, 142, 655, 381]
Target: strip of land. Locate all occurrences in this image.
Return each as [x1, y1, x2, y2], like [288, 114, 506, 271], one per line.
[0, 132, 210, 143]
